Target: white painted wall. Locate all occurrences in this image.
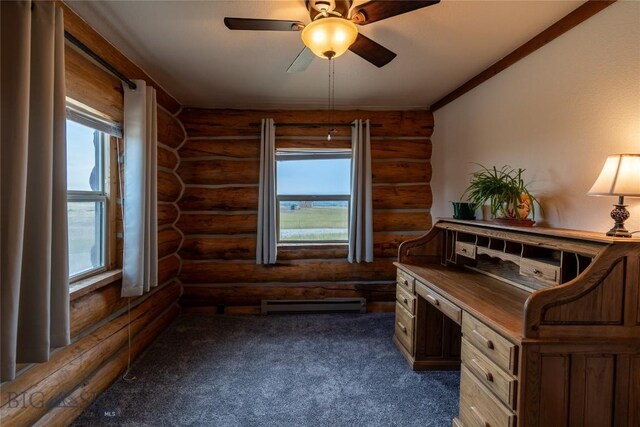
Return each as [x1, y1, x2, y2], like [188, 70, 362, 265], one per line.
[431, 1, 640, 234]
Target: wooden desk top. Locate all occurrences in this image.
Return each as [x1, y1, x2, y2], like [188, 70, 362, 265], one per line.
[436, 218, 640, 244]
[396, 262, 530, 341]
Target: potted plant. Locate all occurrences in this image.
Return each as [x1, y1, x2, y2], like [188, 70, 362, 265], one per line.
[462, 164, 540, 224]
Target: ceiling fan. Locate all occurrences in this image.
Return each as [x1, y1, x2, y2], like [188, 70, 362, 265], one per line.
[224, 0, 440, 72]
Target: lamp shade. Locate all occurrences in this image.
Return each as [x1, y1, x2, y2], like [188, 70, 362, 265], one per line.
[588, 154, 640, 197]
[301, 17, 358, 59]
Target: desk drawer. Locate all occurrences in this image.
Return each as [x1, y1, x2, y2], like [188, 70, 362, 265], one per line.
[459, 366, 516, 427]
[462, 338, 517, 409]
[519, 258, 560, 287]
[395, 303, 414, 353]
[456, 242, 476, 259]
[462, 313, 518, 374]
[397, 269, 415, 293]
[416, 282, 462, 325]
[396, 286, 415, 314]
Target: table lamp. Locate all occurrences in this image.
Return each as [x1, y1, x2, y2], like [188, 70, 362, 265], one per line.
[588, 154, 640, 237]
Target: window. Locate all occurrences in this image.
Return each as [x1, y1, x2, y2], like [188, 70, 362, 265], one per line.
[66, 117, 110, 280]
[276, 150, 351, 243]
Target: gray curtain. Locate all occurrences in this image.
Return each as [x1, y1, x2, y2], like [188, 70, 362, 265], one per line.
[348, 120, 373, 263]
[256, 118, 277, 264]
[122, 81, 158, 296]
[1, 0, 70, 381]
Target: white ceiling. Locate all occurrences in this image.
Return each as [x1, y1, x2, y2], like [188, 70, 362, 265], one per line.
[66, 0, 583, 110]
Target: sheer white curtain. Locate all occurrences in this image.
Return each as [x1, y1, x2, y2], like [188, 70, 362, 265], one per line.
[121, 81, 158, 296]
[1, 0, 70, 381]
[348, 120, 373, 263]
[256, 118, 277, 264]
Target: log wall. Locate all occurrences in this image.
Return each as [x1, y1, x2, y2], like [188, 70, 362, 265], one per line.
[176, 109, 433, 310]
[0, 4, 185, 425]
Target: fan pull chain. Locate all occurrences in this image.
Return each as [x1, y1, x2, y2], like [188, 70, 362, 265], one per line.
[327, 57, 331, 129]
[327, 58, 336, 141]
[331, 58, 335, 118]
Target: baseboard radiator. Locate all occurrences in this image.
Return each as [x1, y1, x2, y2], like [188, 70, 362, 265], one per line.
[261, 298, 366, 315]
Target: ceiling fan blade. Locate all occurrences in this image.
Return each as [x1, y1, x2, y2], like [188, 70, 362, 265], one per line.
[350, 0, 440, 25]
[224, 18, 304, 31]
[287, 47, 315, 73]
[348, 34, 396, 67]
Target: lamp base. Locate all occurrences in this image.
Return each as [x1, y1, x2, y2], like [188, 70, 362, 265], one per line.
[606, 202, 631, 238]
[606, 226, 632, 238]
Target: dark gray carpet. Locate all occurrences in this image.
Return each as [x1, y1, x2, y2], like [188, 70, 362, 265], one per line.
[73, 313, 460, 427]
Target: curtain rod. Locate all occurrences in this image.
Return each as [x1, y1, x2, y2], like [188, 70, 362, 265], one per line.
[249, 122, 380, 128]
[64, 31, 137, 90]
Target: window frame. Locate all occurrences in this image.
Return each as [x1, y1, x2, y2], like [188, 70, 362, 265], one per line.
[66, 109, 119, 283]
[275, 149, 352, 245]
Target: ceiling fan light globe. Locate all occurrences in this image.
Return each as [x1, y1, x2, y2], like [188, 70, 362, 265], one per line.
[301, 17, 358, 59]
[312, 31, 326, 44]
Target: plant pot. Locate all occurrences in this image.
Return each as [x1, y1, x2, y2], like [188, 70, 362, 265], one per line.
[503, 194, 532, 220]
[452, 202, 476, 220]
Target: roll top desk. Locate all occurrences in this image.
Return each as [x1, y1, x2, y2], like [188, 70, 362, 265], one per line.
[393, 219, 640, 426]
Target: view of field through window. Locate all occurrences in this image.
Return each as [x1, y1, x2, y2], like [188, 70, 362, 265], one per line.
[279, 201, 349, 241]
[277, 156, 351, 242]
[67, 119, 105, 277]
[67, 201, 103, 276]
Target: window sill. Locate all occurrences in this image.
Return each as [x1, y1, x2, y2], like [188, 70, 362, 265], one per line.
[70, 269, 122, 301]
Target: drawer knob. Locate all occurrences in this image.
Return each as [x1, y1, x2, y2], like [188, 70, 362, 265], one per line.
[402, 278, 408, 285]
[471, 358, 494, 383]
[426, 294, 439, 306]
[402, 297, 408, 304]
[397, 321, 407, 333]
[472, 329, 494, 350]
[533, 268, 541, 275]
[461, 248, 467, 253]
[470, 406, 491, 427]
